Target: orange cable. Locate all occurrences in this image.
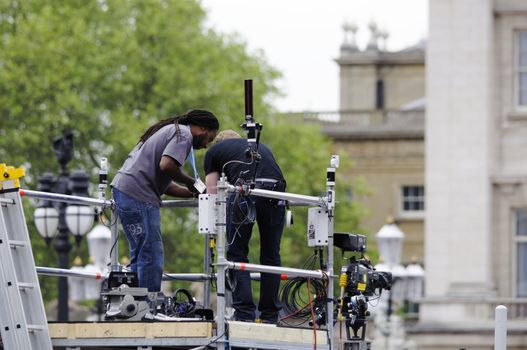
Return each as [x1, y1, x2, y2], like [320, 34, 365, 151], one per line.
[308, 277, 317, 350]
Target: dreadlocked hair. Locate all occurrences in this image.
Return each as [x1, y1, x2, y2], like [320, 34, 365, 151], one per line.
[138, 109, 219, 144]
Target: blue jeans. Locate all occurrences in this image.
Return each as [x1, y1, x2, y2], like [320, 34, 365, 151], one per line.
[112, 188, 163, 292]
[226, 181, 286, 322]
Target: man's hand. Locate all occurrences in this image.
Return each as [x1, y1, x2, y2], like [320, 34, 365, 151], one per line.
[186, 181, 200, 195]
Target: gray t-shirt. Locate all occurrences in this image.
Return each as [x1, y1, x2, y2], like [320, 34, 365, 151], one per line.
[111, 124, 192, 207]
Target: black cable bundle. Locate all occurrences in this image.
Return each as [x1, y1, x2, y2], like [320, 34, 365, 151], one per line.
[279, 277, 328, 326]
[279, 252, 329, 327]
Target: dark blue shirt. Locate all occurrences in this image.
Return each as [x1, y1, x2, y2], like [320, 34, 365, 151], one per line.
[204, 139, 284, 184]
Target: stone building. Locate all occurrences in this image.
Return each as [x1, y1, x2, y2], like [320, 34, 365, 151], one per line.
[324, 21, 426, 264]
[407, 0, 527, 349]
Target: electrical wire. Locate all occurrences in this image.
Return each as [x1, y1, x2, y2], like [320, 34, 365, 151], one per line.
[98, 205, 120, 268]
[98, 205, 118, 227]
[279, 277, 328, 326]
[221, 152, 254, 175]
[307, 277, 317, 350]
[108, 229, 120, 265]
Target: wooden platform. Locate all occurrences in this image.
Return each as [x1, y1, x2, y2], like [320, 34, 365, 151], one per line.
[49, 321, 213, 349]
[48, 321, 328, 349]
[227, 320, 329, 350]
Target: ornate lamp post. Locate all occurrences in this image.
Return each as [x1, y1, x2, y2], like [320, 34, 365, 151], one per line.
[405, 260, 425, 315]
[32, 132, 94, 321]
[375, 218, 406, 350]
[376, 218, 404, 268]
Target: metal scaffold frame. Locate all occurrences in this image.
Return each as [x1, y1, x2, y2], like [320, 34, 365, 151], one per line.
[16, 152, 340, 350]
[5, 80, 347, 349]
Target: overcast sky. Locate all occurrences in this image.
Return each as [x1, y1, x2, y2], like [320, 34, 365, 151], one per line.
[201, 0, 428, 112]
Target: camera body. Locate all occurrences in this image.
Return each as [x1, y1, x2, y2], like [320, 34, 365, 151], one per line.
[345, 258, 392, 296]
[334, 232, 393, 341]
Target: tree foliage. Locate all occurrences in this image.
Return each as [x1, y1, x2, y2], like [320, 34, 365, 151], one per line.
[0, 0, 366, 306]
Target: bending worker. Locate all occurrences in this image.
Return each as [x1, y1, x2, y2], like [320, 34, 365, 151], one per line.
[111, 109, 219, 292]
[204, 130, 286, 323]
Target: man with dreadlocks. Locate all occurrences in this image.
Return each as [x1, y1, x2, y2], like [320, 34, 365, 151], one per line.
[111, 109, 219, 292]
[204, 130, 286, 324]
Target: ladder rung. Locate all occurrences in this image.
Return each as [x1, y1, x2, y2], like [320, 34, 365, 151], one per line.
[18, 282, 36, 290]
[9, 240, 28, 248]
[27, 324, 46, 332]
[0, 198, 15, 205]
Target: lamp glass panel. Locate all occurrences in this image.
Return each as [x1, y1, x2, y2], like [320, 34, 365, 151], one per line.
[378, 237, 403, 266]
[65, 205, 94, 236]
[33, 207, 59, 239]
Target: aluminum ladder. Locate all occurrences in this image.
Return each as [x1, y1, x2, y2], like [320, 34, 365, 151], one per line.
[0, 164, 52, 349]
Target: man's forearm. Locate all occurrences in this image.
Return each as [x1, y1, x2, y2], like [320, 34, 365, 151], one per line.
[205, 172, 220, 194]
[170, 166, 195, 186]
[160, 155, 195, 186]
[165, 182, 194, 198]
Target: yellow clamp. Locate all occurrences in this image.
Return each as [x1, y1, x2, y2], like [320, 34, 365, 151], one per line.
[0, 163, 26, 189]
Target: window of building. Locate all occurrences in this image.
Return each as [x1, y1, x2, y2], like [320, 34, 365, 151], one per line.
[401, 185, 425, 212]
[376, 79, 385, 109]
[515, 210, 527, 297]
[516, 31, 527, 107]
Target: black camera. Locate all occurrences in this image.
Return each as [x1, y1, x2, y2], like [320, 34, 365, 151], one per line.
[345, 258, 392, 296]
[334, 232, 393, 342]
[340, 258, 392, 340]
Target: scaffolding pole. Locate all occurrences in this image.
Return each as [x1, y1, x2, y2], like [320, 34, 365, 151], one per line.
[216, 175, 229, 350]
[22, 189, 110, 207]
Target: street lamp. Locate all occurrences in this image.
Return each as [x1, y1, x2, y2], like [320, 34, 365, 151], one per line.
[68, 224, 111, 320]
[32, 131, 94, 322]
[33, 174, 59, 246]
[376, 217, 404, 267]
[86, 224, 112, 271]
[373, 220, 424, 349]
[67, 169, 95, 246]
[405, 260, 425, 316]
[374, 218, 406, 350]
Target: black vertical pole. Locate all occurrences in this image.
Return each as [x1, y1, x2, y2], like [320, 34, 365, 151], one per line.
[54, 165, 71, 322]
[51, 131, 75, 322]
[244, 79, 253, 121]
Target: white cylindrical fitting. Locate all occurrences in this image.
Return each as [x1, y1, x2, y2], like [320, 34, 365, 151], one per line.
[100, 157, 108, 171]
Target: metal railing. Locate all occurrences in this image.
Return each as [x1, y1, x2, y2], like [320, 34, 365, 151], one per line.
[282, 109, 425, 128]
[489, 299, 527, 320]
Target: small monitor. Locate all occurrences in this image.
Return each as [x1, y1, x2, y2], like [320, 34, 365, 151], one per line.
[334, 232, 367, 253]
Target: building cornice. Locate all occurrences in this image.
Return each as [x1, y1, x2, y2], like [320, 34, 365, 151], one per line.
[494, 4, 527, 15]
[335, 51, 425, 66]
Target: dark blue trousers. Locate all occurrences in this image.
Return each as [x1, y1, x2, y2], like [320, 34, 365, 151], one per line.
[112, 188, 164, 292]
[226, 181, 286, 322]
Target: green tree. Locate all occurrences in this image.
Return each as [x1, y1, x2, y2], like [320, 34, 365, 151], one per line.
[0, 0, 367, 306]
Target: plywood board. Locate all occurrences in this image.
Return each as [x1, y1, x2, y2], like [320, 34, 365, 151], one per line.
[49, 322, 212, 339]
[227, 320, 327, 345]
